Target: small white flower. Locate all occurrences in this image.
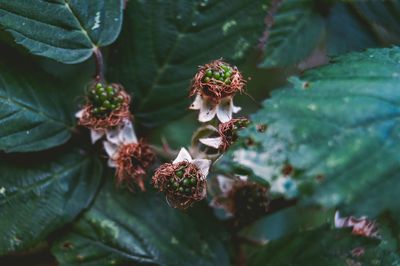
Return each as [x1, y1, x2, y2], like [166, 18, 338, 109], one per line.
[190, 95, 241, 123]
[173, 148, 211, 179]
[103, 120, 138, 167]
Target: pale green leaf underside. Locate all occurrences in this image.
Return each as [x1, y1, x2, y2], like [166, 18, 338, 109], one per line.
[0, 0, 123, 63]
[259, 0, 324, 68]
[251, 47, 400, 219]
[0, 150, 102, 255]
[108, 0, 267, 127]
[0, 56, 76, 153]
[52, 179, 230, 266]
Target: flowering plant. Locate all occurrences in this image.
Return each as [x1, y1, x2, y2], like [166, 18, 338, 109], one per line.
[0, 1, 399, 265]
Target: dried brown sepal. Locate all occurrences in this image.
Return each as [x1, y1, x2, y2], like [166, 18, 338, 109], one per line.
[190, 59, 245, 103]
[152, 161, 207, 209]
[115, 140, 155, 191]
[218, 118, 249, 151]
[224, 181, 270, 224]
[78, 84, 132, 131]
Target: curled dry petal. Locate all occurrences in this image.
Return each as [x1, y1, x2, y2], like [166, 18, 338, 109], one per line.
[114, 141, 155, 191]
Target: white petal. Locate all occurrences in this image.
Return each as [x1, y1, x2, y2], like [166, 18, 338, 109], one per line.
[189, 94, 203, 110]
[193, 159, 211, 178]
[334, 211, 345, 228]
[199, 99, 217, 122]
[237, 175, 248, 181]
[216, 97, 233, 123]
[107, 158, 117, 168]
[105, 127, 120, 145]
[75, 109, 84, 118]
[199, 137, 222, 149]
[120, 120, 138, 144]
[173, 148, 193, 164]
[217, 175, 235, 194]
[90, 129, 105, 144]
[232, 101, 242, 113]
[103, 141, 119, 158]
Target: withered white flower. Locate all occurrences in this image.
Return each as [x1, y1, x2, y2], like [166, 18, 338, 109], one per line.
[190, 94, 241, 123]
[75, 110, 135, 144]
[103, 119, 138, 167]
[173, 148, 211, 179]
[334, 211, 379, 238]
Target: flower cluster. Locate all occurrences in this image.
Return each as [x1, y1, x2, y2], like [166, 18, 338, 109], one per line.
[152, 59, 264, 211]
[76, 81, 154, 190]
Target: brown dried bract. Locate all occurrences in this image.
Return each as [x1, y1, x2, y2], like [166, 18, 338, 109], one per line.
[78, 84, 132, 131]
[152, 161, 207, 209]
[190, 59, 245, 103]
[218, 118, 249, 152]
[114, 140, 155, 191]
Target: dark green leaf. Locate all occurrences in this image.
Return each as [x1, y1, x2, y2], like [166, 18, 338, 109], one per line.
[258, 0, 324, 68]
[0, 48, 78, 153]
[248, 226, 400, 266]
[326, 3, 378, 55]
[352, 0, 400, 41]
[248, 47, 400, 219]
[107, 0, 267, 128]
[0, 149, 103, 255]
[52, 179, 230, 266]
[0, 0, 123, 63]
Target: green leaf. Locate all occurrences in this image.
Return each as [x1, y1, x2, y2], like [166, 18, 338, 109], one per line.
[52, 179, 230, 266]
[352, 0, 400, 40]
[107, 0, 267, 128]
[249, 47, 400, 219]
[0, 149, 103, 255]
[0, 0, 123, 64]
[248, 226, 400, 266]
[0, 46, 78, 153]
[326, 3, 378, 55]
[258, 0, 324, 68]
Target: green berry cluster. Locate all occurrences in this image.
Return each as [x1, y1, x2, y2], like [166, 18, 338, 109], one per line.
[88, 83, 124, 117]
[166, 167, 198, 195]
[203, 64, 233, 84]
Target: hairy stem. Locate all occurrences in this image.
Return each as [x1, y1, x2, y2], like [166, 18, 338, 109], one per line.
[93, 47, 105, 83]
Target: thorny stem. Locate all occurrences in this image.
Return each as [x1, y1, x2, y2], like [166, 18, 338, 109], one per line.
[93, 47, 105, 83]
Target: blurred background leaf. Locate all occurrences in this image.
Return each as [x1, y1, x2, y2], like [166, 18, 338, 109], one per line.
[236, 47, 400, 222]
[248, 225, 400, 266]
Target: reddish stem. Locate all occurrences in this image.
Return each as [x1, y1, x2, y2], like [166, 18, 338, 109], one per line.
[93, 47, 105, 83]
